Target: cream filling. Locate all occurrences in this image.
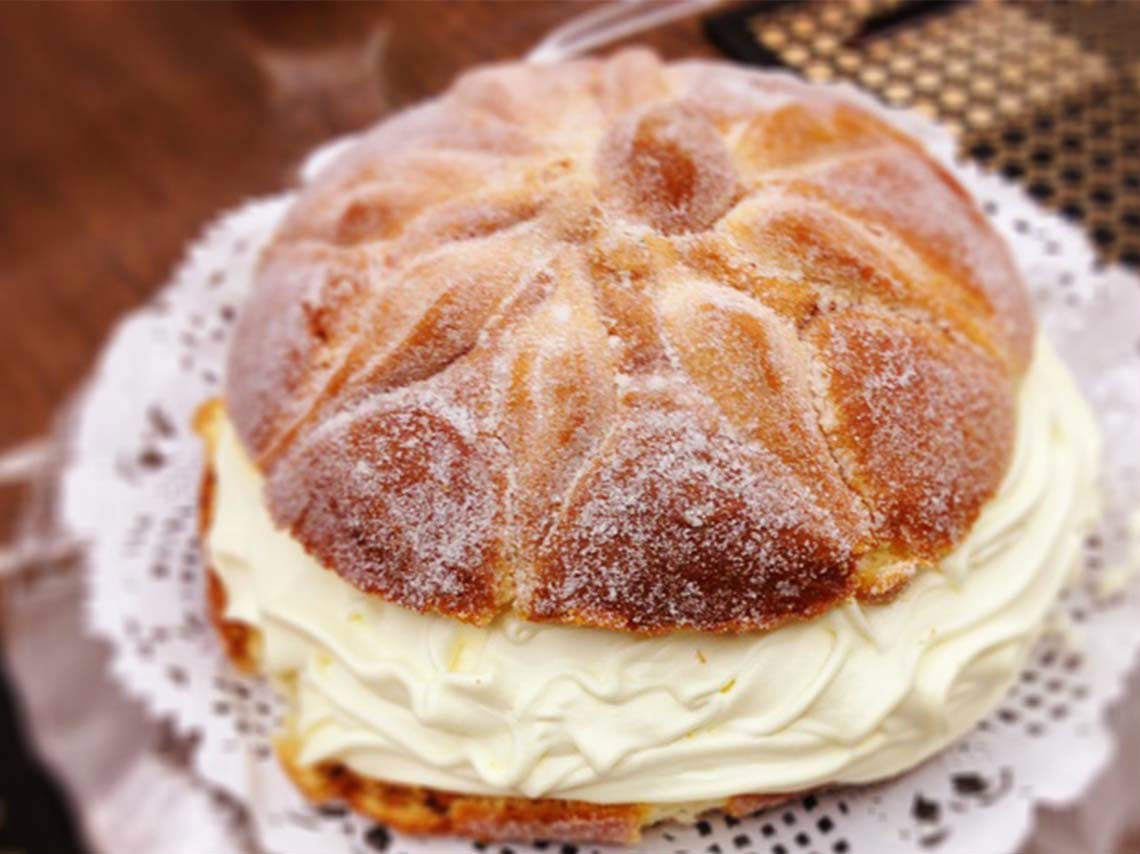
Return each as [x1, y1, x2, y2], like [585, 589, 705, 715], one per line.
[206, 335, 1100, 804]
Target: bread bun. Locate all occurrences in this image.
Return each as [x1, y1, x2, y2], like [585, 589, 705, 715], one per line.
[225, 49, 1032, 634]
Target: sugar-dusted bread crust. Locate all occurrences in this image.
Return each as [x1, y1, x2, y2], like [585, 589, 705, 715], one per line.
[225, 49, 1031, 634]
[198, 453, 797, 844]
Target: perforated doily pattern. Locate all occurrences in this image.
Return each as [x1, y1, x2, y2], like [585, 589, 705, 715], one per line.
[65, 79, 1140, 854]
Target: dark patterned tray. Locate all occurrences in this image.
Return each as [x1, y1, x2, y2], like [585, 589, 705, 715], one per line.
[704, 0, 1140, 269]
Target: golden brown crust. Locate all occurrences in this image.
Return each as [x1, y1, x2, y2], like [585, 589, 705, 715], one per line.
[809, 308, 1015, 560]
[278, 739, 650, 845]
[278, 741, 792, 844]
[223, 49, 1032, 634]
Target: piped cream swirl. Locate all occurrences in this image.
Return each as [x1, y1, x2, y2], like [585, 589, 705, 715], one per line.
[206, 335, 1099, 803]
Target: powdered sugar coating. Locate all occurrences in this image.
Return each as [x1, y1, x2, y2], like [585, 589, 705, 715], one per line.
[225, 49, 1031, 632]
[809, 308, 1015, 556]
[790, 151, 1034, 365]
[596, 101, 741, 234]
[527, 384, 856, 632]
[267, 386, 511, 622]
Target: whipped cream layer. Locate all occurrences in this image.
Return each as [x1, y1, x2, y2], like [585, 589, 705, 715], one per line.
[206, 336, 1100, 804]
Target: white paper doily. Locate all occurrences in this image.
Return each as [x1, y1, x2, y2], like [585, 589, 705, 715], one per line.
[62, 73, 1140, 854]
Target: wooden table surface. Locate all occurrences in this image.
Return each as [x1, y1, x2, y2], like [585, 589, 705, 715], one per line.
[0, 0, 712, 534]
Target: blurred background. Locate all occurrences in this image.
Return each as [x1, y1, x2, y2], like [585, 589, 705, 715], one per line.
[1, 2, 1138, 852]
